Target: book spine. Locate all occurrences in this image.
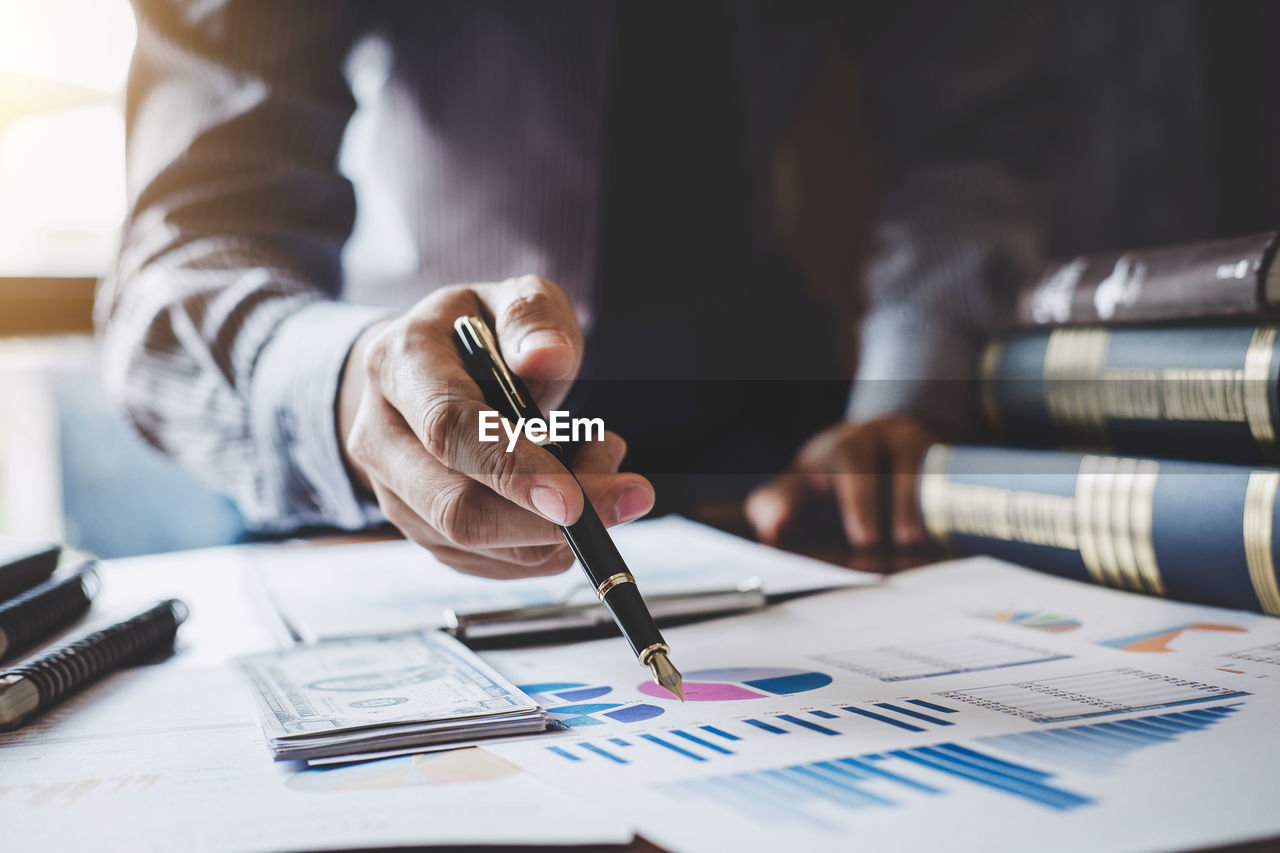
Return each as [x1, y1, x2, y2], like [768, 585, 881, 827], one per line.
[980, 325, 1280, 464]
[919, 444, 1280, 615]
[1015, 231, 1278, 327]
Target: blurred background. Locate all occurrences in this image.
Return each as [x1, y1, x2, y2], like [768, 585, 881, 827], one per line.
[0, 0, 247, 555]
[2, 0, 1279, 557]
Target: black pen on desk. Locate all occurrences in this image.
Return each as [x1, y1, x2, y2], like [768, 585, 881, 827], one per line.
[453, 314, 684, 700]
[0, 561, 99, 663]
[0, 599, 187, 730]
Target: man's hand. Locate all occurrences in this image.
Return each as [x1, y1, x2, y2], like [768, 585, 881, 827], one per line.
[338, 275, 655, 579]
[745, 415, 937, 549]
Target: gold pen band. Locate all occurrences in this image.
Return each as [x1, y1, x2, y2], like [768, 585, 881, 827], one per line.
[638, 642, 670, 665]
[596, 572, 636, 601]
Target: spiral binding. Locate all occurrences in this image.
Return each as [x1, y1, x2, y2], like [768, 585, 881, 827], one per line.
[0, 564, 99, 663]
[8, 599, 186, 720]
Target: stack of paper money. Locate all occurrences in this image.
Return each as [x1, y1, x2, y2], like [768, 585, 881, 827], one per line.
[238, 630, 548, 761]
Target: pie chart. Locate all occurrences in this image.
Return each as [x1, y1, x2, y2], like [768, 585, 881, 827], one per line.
[637, 667, 832, 701]
[981, 610, 1082, 632]
[519, 681, 666, 726]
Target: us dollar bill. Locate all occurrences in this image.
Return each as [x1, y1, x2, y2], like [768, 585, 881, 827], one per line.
[239, 630, 540, 742]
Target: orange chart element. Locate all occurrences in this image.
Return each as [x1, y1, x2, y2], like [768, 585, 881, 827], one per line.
[287, 748, 519, 793]
[1101, 622, 1248, 653]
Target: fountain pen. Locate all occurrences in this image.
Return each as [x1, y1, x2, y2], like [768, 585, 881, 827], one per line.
[453, 315, 683, 701]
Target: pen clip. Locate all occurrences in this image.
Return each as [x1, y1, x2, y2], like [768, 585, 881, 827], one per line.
[454, 315, 528, 414]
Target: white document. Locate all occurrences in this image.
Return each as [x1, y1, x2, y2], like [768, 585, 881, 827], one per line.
[476, 576, 1280, 853]
[890, 556, 1280, 680]
[254, 515, 877, 642]
[0, 663, 632, 852]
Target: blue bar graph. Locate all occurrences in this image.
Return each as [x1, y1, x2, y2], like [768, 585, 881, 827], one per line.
[547, 746, 580, 761]
[875, 702, 954, 726]
[663, 741, 1091, 831]
[655, 703, 1242, 830]
[744, 718, 788, 734]
[777, 714, 841, 736]
[700, 725, 740, 741]
[542, 695, 984, 767]
[671, 729, 734, 755]
[908, 699, 958, 714]
[978, 704, 1242, 773]
[640, 733, 706, 762]
[891, 747, 1089, 810]
[844, 706, 925, 733]
[580, 743, 627, 764]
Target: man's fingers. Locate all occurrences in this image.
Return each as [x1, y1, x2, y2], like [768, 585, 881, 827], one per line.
[484, 275, 582, 385]
[569, 431, 627, 475]
[352, 395, 576, 546]
[363, 282, 588, 525]
[891, 470, 926, 546]
[580, 471, 655, 526]
[833, 431, 880, 548]
[372, 482, 576, 578]
[573, 430, 654, 523]
[565, 430, 655, 525]
[428, 545, 577, 580]
[745, 474, 811, 545]
[371, 351, 584, 525]
[888, 428, 932, 546]
[424, 395, 586, 525]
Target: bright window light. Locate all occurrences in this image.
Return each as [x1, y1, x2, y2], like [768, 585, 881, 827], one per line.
[0, 0, 136, 277]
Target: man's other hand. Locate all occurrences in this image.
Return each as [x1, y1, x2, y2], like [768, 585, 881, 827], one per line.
[745, 415, 937, 549]
[337, 275, 655, 578]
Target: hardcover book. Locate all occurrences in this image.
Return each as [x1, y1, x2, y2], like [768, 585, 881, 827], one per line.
[979, 324, 1280, 463]
[1016, 232, 1280, 327]
[919, 443, 1280, 615]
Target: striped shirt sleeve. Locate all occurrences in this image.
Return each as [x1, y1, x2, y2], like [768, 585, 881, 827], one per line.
[97, 0, 385, 531]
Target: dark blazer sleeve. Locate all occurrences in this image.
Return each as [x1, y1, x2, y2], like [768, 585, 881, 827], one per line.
[847, 0, 1064, 433]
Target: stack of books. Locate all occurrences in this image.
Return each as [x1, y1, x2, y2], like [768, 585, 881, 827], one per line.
[919, 232, 1280, 615]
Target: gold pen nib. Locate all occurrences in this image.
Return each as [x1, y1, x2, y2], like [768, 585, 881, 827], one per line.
[646, 649, 684, 702]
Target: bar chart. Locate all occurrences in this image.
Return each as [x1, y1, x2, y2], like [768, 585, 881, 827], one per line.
[541, 698, 964, 765]
[815, 635, 1070, 682]
[937, 667, 1249, 722]
[656, 704, 1241, 830]
[977, 704, 1242, 773]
